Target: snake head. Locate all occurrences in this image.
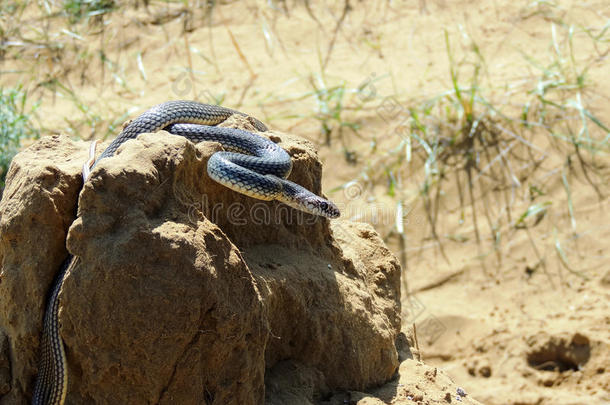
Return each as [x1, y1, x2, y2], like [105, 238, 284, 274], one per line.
[287, 194, 340, 218]
[279, 180, 341, 219]
[307, 197, 341, 219]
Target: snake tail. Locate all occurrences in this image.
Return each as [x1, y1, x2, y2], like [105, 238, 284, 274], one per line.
[32, 257, 80, 405]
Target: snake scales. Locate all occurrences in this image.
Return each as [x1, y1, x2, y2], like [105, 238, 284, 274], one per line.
[32, 100, 339, 405]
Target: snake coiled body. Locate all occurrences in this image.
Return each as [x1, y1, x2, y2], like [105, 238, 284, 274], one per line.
[33, 100, 339, 405]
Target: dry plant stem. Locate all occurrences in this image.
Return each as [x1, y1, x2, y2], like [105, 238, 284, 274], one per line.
[569, 133, 604, 200]
[432, 173, 442, 239]
[412, 268, 467, 294]
[422, 189, 450, 265]
[322, 0, 350, 71]
[478, 174, 502, 270]
[182, 4, 194, 32]
[226, 26, 255, 78]
[262, 7, 287, 54]
[495, 141, 514, 225]
[525, 227, 554, 288]
[410, 223, 427, 272]
[465, 161, 481, 245]
[561, 160, 577, 232]
[479, 134, 504, 269]
[237, 77, 256, 108]
[554, 233, 589, 281]
[399, 232, 409, 295]
[466, 160, 491, 275]
[304, 0, 324, 31]
[412, 323, 421, 356]
[218, 9, 257, 105]
[100, 17, 106, 88]
[183, 33, 197, 100]
[205, 2, 220, 75]
[216, 4, 255, 80]
[455, 168, 465, 224]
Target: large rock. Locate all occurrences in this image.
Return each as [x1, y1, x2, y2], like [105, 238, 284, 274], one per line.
[0, 117, 401, 404]
[0, 135, 87, 405]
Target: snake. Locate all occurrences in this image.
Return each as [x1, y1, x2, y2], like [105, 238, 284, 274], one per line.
[32, 100, 340, 405]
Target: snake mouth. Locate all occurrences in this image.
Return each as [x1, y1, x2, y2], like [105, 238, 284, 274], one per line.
[277, 179, 341, 219]
[310, 199, 341, 219]
[280, 194, 341, 219]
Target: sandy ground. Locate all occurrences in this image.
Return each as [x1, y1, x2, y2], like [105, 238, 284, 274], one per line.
[1, 0, 609, 404]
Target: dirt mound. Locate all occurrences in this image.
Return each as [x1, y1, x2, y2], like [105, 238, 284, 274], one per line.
[0, 121, 403, 404]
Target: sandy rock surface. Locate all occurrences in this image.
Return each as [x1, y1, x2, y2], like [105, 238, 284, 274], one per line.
[0, 135, 87, 405]
[0, 119, 409, 404]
